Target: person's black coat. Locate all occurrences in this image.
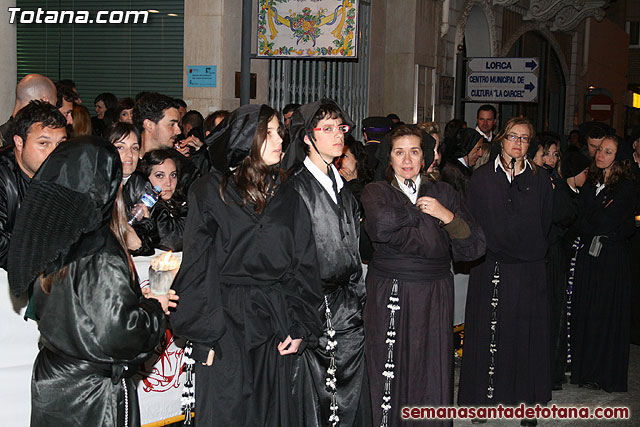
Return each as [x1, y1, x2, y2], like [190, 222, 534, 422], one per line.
[0, 116, 16, 147]
[0, 146, 30, 269]
[131, 197, 187, 255]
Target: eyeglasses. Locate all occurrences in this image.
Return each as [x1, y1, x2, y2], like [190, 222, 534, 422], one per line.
[312, 124, 350, 134]
[506, 133, 530, 143]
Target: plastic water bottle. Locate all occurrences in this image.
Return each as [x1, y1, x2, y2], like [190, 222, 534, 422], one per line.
[128, 185, 162, 225]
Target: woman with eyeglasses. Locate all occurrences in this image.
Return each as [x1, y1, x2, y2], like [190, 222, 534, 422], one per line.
[361, 125, 485, 427]
[458, 117, 553, 426]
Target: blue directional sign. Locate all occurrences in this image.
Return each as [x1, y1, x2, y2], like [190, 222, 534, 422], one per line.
[466, 57, 539, 103]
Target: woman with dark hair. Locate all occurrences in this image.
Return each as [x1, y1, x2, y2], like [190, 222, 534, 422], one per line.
[93, 92, 118, 136]
[335, 135, 373, 198]
[570, 135, 636, 392]
[125, 149, 188, 254]
[441, 128, 485, 197]
[170, 104, 323, 426]
[547, 151, 591, 391]
[361, 124, 485, 427]
[335, 135, 374, 262]
[105, 122, 149, 253]
[7, 136, 176, 427]
[458, 118, 553, 426]
[116, 97, 135, 124]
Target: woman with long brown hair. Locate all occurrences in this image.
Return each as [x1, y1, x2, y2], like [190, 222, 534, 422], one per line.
[570, 135, 636, 392]
[458, 117, 553, 426]
[7, 136, 177, 427]
[170, 104, 323, 426]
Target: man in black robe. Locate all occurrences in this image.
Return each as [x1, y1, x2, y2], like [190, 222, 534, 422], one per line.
[283, 99, 371, 427]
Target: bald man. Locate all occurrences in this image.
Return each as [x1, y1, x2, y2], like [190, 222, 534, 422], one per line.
[0, 74, 57, 147]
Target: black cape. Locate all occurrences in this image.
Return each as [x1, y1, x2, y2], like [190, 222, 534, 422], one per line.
[570, 179, 636, 391]
[170, 171, 323, 426]
[362, 178, 485, 426]
[458, 162, 553, 406]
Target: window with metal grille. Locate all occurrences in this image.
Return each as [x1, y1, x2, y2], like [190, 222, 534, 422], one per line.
[267, 2, 370, 138]
[16, 0, 184, 104]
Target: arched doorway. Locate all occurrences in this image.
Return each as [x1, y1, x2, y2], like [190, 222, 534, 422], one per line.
[501, 31, 566, 134]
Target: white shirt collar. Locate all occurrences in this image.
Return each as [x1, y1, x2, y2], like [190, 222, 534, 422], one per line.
[458, 157, 469, 167]
[475, 126, 493, 141]
[395, 174, 421, 204]
[303, 156, 344, 204]
[494, 156, 531, 183]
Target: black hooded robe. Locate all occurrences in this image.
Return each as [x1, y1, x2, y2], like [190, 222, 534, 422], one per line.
[570, 179, 636, 391]
[362, 178, 485, 427]
[170, 172, 323, 427]
[458, 162, 553, 406]
[7, 137, 168, 427]
[288, 165, 372, 427]
[30, 237, 167, 427]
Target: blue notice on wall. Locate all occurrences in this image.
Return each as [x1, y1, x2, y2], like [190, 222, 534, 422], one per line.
[187, 66, 217, 87]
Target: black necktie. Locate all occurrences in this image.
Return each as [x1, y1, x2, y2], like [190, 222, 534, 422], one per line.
[404, 178, 416, 194]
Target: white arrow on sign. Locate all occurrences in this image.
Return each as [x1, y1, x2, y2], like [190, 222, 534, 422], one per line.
[466, 72, 538, 102]
[468, 57, 539, 73]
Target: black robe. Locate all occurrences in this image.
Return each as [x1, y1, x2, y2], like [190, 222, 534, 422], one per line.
[170, 171, 323, 427]
[630, 160, 640, 345]
[288, 165, 372, 427]
[458, 162, 553, 406]
[361, 178, 485, 427]
[547, 179, 580, 386]
[30, 234, 167, 427]
[570, 179, 636, 391]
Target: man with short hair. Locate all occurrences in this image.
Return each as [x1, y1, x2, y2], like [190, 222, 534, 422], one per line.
[475, 104, 497, 142]
[133, 93, 182, 156]
[585, 126, 606, 158]
[282, 103, 301, 130]
[0, 100, 67, 269]
[283, 99, 371, 427]
[0, 74, 57, 147]
[133, 92, 200, 193]
[55, 82, 79, 125]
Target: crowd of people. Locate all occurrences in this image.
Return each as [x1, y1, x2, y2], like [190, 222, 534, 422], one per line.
[1, 73, 639, 427]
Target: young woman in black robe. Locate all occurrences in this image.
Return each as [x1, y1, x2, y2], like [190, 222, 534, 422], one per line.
[458, 118, 553, 426]
[282, 99, 371, 427]
[547, 152, 591, 390]
[170, 104, 323, 427]
[629, 127, 640, 345]
[7, 136, 176, 427]
[570, 135, 637, 392]
[361, 125, 485, 427]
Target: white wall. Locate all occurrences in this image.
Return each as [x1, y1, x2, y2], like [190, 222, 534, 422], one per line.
[0, 0, 17, 120]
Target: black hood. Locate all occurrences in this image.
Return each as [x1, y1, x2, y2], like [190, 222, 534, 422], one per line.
[206, 104, 267, 173]
[8, 136, 121, 297]
[281, 99, 354, 171]
[451, 128, 484, 159]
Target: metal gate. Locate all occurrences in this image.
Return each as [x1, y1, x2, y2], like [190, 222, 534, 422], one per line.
[267, 1, 371, 138]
